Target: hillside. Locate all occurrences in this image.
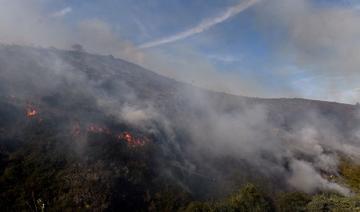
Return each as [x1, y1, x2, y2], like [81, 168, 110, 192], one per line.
[1, 45, 360, 211]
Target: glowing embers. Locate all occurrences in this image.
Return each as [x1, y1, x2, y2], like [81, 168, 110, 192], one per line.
[72, 122, 148, 148]
[25, 103, 42, 123]
[118, 131, 148, 147]
[26, 105, 38, 117]
[87, 124, 111, 135]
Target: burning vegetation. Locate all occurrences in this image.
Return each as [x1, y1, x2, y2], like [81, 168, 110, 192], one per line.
[71, 122, 149, 148]
[22, 98, 149, 149]
[3, 46, 360, 211]
[118, 131, 148, 147]
[87, 124, 111, 135]
[26, 105, 38, 117]
[25, 103, 43, 123]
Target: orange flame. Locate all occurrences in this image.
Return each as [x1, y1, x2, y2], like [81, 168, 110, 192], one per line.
[72, 122, 149, 148]
[118, 131, 147, 147]
[26, 106, 38, 117]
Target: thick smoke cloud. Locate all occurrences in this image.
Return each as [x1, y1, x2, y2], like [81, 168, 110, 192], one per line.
[288, 160, 349, 195]
[1, 0, 360, 197]
[176, 89, 360, 195]
[1, 43, 359, 197]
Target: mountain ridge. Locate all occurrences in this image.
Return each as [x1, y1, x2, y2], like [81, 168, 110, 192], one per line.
[1, 44, 360, 211]
[1, 43, 355, 107]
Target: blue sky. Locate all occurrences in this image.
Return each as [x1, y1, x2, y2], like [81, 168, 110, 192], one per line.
[51, 0, 298, 94]
[2, 0, 360, 103]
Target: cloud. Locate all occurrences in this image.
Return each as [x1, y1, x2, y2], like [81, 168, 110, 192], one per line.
[51, 7, 72, 18]
[253, 0, 360, 103]
[258, 0, 357, 72]
[207, 54, 242, 63]
[138, 0, 261, 49]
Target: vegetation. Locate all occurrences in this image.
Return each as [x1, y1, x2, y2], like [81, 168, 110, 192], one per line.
[2, 143, 360, 211]
[275, 192, 311, 212]
[1, 44, 360, 210]
[339, 158, 360, 193]
[306, 193, 360, 211]
[1, 102, 360, 211]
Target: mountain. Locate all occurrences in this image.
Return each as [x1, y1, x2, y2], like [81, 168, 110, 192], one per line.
[1, 44, 360, 211]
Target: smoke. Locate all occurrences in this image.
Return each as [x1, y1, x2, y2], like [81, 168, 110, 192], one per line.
[254, 0, 360, 103]
[288, 160, 350, 195]
[0, 0, 295, 99]
[121, 105, 155, 125]
[1, 0, 359, 103]
[1, 42, 359, 197]
[176, 89, 359, 195]
[138, 0, 262, 49]
[1, 0, 360, 198]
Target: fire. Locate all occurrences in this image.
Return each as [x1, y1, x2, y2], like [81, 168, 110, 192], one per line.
[27, 109, 37, 117]
[26, 105, 38, 118]
[118, 131, 147, 147]
[21, 100, 148, 149]
[87, 124, 111, 135]
[25, 103, 43, 123]
[71, 122, 149, 148]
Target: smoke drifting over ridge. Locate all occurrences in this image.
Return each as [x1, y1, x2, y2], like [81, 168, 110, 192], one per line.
[0, 0, 292, 100]
[1, 0, 360, 198]
[1, 0, 360, 103]
[1, 44, 360, 196]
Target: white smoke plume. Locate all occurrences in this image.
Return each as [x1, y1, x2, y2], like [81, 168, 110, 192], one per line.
[1, 0, 360, 198]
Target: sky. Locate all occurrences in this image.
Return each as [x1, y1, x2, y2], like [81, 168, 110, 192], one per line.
[1, 0, 360, 103]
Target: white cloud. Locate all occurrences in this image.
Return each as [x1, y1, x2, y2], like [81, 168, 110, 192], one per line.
[138, 0, 261, 49]
[254, 0, 360, 103]
[208, 54, 242, 63]
[51, 7, 72, 18]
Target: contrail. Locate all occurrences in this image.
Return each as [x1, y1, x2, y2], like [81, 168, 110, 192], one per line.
[138, 0, 261, 49]
[51, 7, 72, 18]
